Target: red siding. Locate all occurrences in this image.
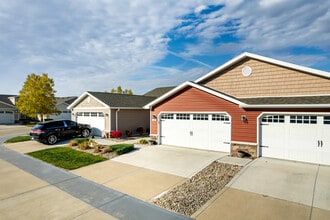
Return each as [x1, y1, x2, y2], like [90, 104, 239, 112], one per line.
[151, 87, 261, 143]
[151, 87, 330, 144]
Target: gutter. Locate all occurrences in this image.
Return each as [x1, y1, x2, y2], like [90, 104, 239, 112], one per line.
[239, 104, 330, 109]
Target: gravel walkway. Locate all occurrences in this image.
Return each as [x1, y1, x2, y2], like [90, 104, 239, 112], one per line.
[153, 161, 242, 216]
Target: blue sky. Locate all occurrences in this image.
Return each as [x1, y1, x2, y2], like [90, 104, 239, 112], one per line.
[0, 0, 329, 96]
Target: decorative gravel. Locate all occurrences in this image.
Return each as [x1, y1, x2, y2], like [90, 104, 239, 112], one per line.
[153, 161, 242, 216]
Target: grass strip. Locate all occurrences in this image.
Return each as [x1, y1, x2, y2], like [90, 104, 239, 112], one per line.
[5, 135, 31, 143]
[27, 147, 107, 170]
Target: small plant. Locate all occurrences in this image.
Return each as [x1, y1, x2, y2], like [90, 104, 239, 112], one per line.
[136, 127, 143, 135]
[110, 131, 122, 138]
[69, 140, 78, 147]
[93, 146, 100, 153]
[139, 139, 148, 144]
[78, 141, 89, 150]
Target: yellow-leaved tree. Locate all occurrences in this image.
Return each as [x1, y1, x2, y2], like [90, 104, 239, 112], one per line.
[16, 73, 59, 121]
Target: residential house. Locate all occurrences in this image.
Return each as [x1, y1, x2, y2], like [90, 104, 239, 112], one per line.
[144, 52, 330, 166]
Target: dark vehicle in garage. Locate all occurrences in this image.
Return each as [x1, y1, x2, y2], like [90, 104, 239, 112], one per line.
[30, 120, 91, 144]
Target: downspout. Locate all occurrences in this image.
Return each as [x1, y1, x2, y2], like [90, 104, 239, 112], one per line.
[116, 109, 120, 131]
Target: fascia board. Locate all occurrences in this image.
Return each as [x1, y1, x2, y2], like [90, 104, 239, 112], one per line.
[67, 92, 109, 110]
[240, 103, 330, 109]
[195, 52, 330, 83]
[143, 81, 244, 108]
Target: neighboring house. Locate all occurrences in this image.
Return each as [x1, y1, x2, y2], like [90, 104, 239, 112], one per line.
[68, 91, 156, 136]
[43, 96, 77, 121]
[0, 94, 18, 124]
[144, 52, 330, 166]
[143, 86, 176, 97]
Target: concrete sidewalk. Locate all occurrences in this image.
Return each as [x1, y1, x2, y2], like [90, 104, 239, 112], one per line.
[0, 142, 191, 220]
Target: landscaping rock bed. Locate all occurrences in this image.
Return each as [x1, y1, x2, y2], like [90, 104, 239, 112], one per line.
[153, 161, 242, 217]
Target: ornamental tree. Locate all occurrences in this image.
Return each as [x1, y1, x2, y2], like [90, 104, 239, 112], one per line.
[16, 73, 59, 121]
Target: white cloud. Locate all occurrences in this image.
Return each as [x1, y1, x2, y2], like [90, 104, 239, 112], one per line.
[0, 0, 329, 96]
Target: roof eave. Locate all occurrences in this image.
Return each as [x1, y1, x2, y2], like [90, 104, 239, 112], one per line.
[240, 104, 330, 109]
[195, 52, 330, 83]
[143, 81, 244, 109]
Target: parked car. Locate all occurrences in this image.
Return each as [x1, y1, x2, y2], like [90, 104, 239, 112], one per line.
[30, 120, 91, 145]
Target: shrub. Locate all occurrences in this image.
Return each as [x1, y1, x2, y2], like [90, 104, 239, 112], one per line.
[136, 127, 143, 135]
[75, 138, 89, 144]
[78, 141, 89, 150]
[69, 140, 78, 147]
[110, 131, 122, 138]
[109, 144, 134, 155]
[139, 139, 148, 144]
[115, 145, 134, 155]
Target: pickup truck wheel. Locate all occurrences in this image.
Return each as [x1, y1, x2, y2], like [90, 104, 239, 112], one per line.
[81, 129, 90, 138]
[47, 134, 57, 145]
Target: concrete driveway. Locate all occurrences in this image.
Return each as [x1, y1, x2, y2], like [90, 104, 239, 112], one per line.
[194, 157, 330, 220]
[73, 145, 228, 202]
[112, 145, 228, 178]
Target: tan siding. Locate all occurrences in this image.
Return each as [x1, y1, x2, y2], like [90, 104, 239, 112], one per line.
[201, 58, 330, 98]
[75, 95, 104, 108]
[110, 109, 150, 134]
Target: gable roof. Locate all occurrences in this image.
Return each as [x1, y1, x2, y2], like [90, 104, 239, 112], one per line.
[56, 96, 77, 105]
[143, 86, 176, 97]
[143, 81, 245, 109]
[195, 52, 330, 83]
[69, 91, 156, 109]
[0, 94, 16, 108]
[143, 82, 330, 109]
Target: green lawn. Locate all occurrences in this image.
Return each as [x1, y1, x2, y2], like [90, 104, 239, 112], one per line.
[5, 135, 31, 143]
[27, 147, 107, 170]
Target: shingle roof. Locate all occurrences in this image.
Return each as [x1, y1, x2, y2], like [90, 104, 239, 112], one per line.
[0, 94, 16, 107]
[56, 96, 77, 105]
[240, 96, 330, 105]
[143, 86, 176, 97]
[88, 91, 156, 108]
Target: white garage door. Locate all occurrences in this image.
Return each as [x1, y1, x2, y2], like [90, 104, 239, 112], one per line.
[76, 112, 105, 136]
[160, 113, 231, 152]
[0, 110, 14, 124]
[260, 114, 330, 165]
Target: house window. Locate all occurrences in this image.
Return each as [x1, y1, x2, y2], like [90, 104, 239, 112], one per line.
[193, 114, 208, 120]
[5, 111, 13, 114]
[290, 115, 317, 124]
[176, 113, 190, 120]
[91, 112, 97, 117]
[324, 116, 330, 125]
[98, 112, 105, 117]
[161, 113, 174, 119]
[0, 111, 4, 114]
[76, 112, 83, 116]
[83, 112, 90, 117]
[212, 114, 229, 121]
[262, 115, 285, 123]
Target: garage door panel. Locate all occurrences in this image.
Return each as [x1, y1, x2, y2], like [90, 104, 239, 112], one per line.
[260, 114, 330, 166]
[160, 113, 231, 152]
[76, 112, 105, 136]
[0, 110, 14, 124]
